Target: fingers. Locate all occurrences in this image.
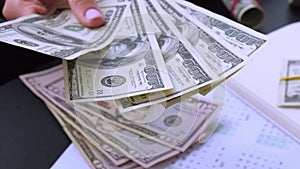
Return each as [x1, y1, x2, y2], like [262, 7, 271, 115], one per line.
[2, 0, 48, 20]
[2, 0, 105, 28]
[68, 0, 106, 28]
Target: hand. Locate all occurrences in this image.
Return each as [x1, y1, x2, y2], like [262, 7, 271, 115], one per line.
[2, 0, 105, 28]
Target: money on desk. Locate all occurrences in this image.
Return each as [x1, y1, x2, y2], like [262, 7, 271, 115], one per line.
[278, 59, 300, 107]
[13, 0, 269, 167]
[20, 64, 224, 168]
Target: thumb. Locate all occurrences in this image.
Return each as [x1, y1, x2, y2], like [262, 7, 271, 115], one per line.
[68, 0, 105, 28]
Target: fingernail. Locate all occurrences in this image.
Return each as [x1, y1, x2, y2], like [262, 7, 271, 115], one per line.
[85, 8, 102, 20]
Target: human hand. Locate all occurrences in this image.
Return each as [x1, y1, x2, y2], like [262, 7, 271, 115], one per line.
[2, 0, 105, 28]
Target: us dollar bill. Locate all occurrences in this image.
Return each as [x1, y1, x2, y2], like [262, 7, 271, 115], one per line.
[0, 0, 131, 60]
[154, 0, 249, 78]
[221, 0, 265, 29]
[47, 104, 138, 169]
[82, 94, 221, 152]
[115, 0, 216, 112]
[278, 59, 300, 107]
[63, 0, 173, 102]
[174, 0, 267, 57]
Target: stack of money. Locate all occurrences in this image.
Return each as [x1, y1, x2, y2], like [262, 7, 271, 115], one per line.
[3, 0, 268, 168]
[278, 59, 300, 107]
[19, 64, 224, 168]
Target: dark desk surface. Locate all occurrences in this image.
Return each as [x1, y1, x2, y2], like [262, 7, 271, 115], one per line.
[0, 0, 299, 169]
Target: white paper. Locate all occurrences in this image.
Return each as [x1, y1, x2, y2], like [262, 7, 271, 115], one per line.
[50, 144, 90, 169]
[230, 21, 300, 141]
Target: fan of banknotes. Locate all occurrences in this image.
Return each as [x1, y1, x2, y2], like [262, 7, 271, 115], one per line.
[0, 0, 267, 113]
[1, 0, 269, 168]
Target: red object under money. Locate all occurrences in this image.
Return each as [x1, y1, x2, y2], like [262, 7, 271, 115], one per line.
[230, 0, 261, 16]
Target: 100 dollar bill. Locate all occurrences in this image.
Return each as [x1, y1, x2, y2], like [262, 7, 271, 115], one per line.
[174, 0, 267, 57]
[156, 0, 248, 78]
[0, 0, 131, 60]
[63, 0, 173, 102]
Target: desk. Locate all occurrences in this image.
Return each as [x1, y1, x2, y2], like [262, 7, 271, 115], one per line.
[0, 1, 299, 169]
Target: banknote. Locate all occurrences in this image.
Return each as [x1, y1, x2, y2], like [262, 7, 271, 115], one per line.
[278, 59, 300, 107]
[0, 0, 131, 60]
[221, 0, 265, 29]
[63, 0, 173, 102]
[154, 0, 249, 78]
[115, 0, 216, 113]
[86, 94, 222, 152]
[174, 0, 267, 57]
[47, 103, 138, 169]
[146, 0, 254, 97]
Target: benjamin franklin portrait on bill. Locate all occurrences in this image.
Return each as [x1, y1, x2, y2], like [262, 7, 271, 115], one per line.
[76, 35, 151, 69]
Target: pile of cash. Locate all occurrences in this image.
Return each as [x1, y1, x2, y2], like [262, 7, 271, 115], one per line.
[278, 59, 300, 107]
[20, 64, 224, 168]
[1, 0, 269, 168]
